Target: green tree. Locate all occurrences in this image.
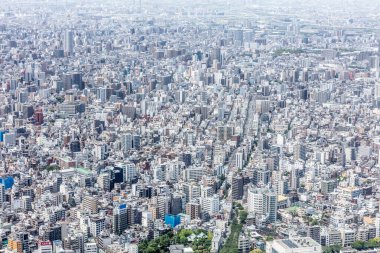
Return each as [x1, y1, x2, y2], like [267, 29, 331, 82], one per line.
[322, 244, 342, 253]
[68, 197, 76, 207]
[351, 241, 365, 250]
[239, 210, 248, 224]
[265, 236, 274, 241]
[250, 249, 264, 253]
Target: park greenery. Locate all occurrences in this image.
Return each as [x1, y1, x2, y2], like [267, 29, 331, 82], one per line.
[273, 48, 305, 57]
[351, 238, 380, 251]
[138, 229, 212, 253]
[250, 249, 264, 253]
[219, 218, 242, 253]
[219, 202, 247, 253]
[322, 244, 341, 253]
[43, 165, 60, 171]
[322, 238, 380, 252]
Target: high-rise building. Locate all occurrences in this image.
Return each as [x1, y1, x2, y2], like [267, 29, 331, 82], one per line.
[263, 190, 278, 223]
[133, 134, 141, 150]
[290, 167, 299, 190]
[186, 202, 201, 220]
[375, 83, 380, 99]
[34, 108, 44, 125]
[72, 72, 84, 90]
[236, 151, 244, 170]
[64, 30, 74, 56]
[82, 196, 98, 214]
[97, 173, 111, 191]
[307, 226, 321, 244]
[247, 187, 278, 223]
[171, 194, 183, 215]
[211, 47, 221, 63]
[183, 182, 201, 203]
[0, 183, 4, 207]
[294, 143, 307, 161]
[89, 216, 105, 237]
[201, 194, 220, 216]
[124, 163, 137, 183]
[94, 144, 108, 160]
[122, 133, 141, 152]
[238, 234, 250, 253]
[231, 174, 244, 200]
[113, 204, 128, 235]
[375, 213, 380, 238]
[151, 194, 171, 219]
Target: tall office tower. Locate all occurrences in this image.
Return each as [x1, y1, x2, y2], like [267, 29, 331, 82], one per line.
[133, 134, 141, 150]
[34, 108, 44, 125]
[211, 47, 221, 63]
[141, 211, 153, 228]
[375, 83, 380, 99]
[97, 87, 108, 103]
[263, 190, 278, 223]
[307, 225, 321, 244]
[69, 138, 81, 153]
[113, 204, 128, 235]
[98, 173, 111, 191]
[247, 188, 263, 214]
[375, 213, 380, 238]
[152, 194, 171, 219]
[294, 143, 307, 161]
[72, 72, 84, 90]
[62, 73, 73, 91]
[171, 194, 183, 215]
[370, 56, 380, 69]
[89, 216, 105, 237]
[124, 163, 136, 183]
[17, 232, 30, 253]
[64, 30, 74, 56]
[201, 185, 214, 199]
[22, 196, 32, 211]
[233, 29, 244, 44]
[236, 151, 244, 170]
[182, 182, 201, 203]
[122, 133, 133, 152]
[186, 202, 201, 220]
[127, 205, 138, 227]
[247, 187, 278, 223]
[290, 167, 299, 190]
[65, 233, 85, 253]
[94, 144, 108, 160]
[18, 90, 28, 103]
[238, 234, 250, 253]
[202, 194, 220, 216]
[82, 196, 99, 214]
[231, 174, 244, 200]
[0, 183, 4, 207]
[218, 103, 225, 121]
[253, 169, 271, 186]
[153, 165, 166, 182]
[217, 126, 234, 141]
[176, 90, 187, 104]
[200, 105, 209, 120]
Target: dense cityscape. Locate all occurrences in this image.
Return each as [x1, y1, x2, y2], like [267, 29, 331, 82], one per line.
[1, 0, 380, 252]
